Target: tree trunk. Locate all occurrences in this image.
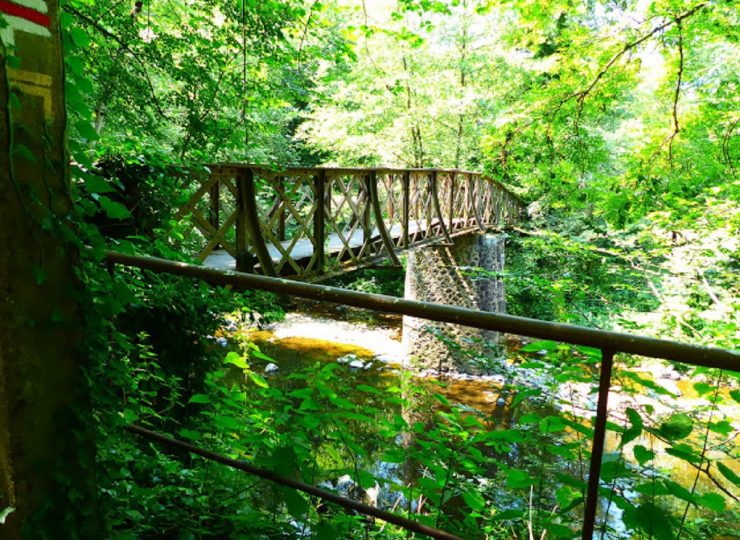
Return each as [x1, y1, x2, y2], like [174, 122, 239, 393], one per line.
[0, 1, 99, 537]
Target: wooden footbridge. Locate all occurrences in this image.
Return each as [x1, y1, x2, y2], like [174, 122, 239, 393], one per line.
[175, 165, 524, 279]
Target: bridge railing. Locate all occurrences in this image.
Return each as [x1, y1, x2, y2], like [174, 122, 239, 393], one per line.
[173, 165, 524, 279]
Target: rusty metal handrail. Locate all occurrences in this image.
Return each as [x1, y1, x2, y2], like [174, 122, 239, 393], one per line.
[126, 425, 463, 540]
[106, 251, 736, 368]
[107, 251, 738, 539]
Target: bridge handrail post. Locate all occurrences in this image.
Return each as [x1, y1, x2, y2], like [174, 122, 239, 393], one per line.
[236, 167, 277, 276]
[362, 173, 372, 244]
[402, 171, 410, 247]
[314, 170, 326, 274]
[430, 171, 453, 244]
[277, 175, 286, 242]
[208, 180, 220, 240]
[448, 172, 455, 232]
[368, 170, 401, 266]
[470, 173, 484, 231]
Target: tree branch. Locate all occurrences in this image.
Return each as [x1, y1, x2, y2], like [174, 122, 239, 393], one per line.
[555, 3, 706, 134]
[666, 19, 684, 167]
[65, 6, 171, 121]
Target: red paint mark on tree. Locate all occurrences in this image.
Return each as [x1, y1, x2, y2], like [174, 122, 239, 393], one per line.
[0, 1, 50, 28]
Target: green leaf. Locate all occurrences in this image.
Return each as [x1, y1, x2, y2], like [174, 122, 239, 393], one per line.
[433, 393, 449, 406]
[250, 348, 273, 361]
[75, 119, 99, 141]
[0, 506, 15, 525]
[84, 175, 115, 194]
[621, 407, 643, 447]
[665, 445, 701, 465]
[716, 462, 740, 487]
[539, 416, 565, 433]
[630, 503, 674, 540]
[282, 488, 308, 518]
[462, 490, 486, 512]
[697, 492, 725, 512]
[663, 479, 693, 502]
[708, 420, 733, 435]
[248, 372, 269, 388]
[543, 522, 575, 539]
[658, 413, 693, 440]
[299, 397, 320, 411]
[288, 388, 313, 399]
[692, 382, 713, 396]
[518, 412, 540, 424]
[506, 469, 535, 489]
[70, 27, 91, 48]
[224, 352, 247, 369]
[357, 470, 376, 489]
[34, 267, 46, 285]
[622, 371, 675, 397]
[99, 196, 131, 219]
[633, 444, 654, 465]
[730, 389, 740, 403]
[188, 394, 211, 404]
[313, 522, 341, 539]
[520, 340, 558, 353]
[356, 384, 382, 394]
[178, 429, 201, 440]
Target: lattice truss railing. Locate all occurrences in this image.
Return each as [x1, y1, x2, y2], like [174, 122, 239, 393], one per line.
[326, 171, 393, 271]
[376, 172, 405, 249]
[172, 165, 524, 278]
[173, 167, 239, 262]
[253, 169, 320, 276]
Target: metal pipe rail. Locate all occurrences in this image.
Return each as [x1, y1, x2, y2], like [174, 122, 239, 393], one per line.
[126, 425, 464, 540]
[107, 251, 739, 539]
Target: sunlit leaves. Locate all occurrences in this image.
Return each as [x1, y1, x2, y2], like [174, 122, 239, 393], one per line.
[658, 413, 694, 441]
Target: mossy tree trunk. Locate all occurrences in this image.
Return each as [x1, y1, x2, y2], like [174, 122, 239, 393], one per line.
[0, 1, 99, 537]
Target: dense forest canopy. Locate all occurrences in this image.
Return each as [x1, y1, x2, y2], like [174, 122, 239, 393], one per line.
[67, 0, 738, 225]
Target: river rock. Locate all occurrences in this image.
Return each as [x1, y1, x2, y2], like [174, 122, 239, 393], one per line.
[337, 353, 358, 365]
[216, 337, 228, 347]
[264, 363, 279, 374]
[349, 359, 365, 369]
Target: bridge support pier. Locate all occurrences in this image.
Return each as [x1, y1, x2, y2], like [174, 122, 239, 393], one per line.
[402, 233, 506, 374]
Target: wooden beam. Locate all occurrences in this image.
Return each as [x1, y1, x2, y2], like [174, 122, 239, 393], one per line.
[237, 169, 277, 276]
[368, 171, 401, 267]
[314, 170, 326, 274]
[430, 171, 453, 244]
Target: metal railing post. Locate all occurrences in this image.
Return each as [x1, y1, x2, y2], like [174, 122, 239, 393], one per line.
[582, 349, 616, 540]
[402, 171, 410, 247]
[314, 170, 326, 274]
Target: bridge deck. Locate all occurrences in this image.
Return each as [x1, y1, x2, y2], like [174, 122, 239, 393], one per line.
[203, 219, 460, 272]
